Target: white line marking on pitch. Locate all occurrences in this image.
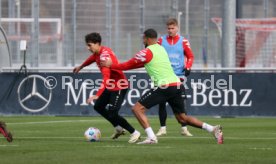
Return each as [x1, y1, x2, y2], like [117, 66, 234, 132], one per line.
[15, 137, 84, 139]
[0, 145, 19, 147]
[157, 136, 276, 140]
[95, 145, 173, 149]
[8, 120, 104, 125]
[12, 136, 276, 140]
[249, 147, 273, 150]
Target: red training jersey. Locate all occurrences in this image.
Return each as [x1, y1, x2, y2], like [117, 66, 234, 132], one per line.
[81, 46, 128, 97]
[157, 34, 194, 69]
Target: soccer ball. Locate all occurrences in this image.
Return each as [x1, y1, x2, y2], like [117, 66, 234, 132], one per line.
[84, 127, 101, 142]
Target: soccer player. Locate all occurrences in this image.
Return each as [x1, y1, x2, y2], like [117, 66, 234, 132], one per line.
[73, 32, 141, 143]
[156, 18, 194, 137]
[0, 121, 13, 142]
[101, 29, 223, 144]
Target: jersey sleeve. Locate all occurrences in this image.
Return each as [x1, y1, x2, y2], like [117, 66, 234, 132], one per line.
[81, 54, 96, 68]
[157, 37, 163, 45]
[111, 48, 153, 70]
[183, 38, 194, 69]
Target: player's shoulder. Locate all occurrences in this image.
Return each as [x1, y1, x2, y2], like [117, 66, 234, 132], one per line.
[101, 46, 113, 54]
[181, 37, 191, 47]
[101, 46, 117, 56]
[134, 48, 149, 62]
[180, 36, 189, 42]
[135, 47, 153, 58]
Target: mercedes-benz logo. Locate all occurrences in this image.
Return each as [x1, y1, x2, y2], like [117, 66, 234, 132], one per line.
[17, 75, 52, 113]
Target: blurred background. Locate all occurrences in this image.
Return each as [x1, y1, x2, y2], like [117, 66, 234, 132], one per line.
[1, 0, 276, 70]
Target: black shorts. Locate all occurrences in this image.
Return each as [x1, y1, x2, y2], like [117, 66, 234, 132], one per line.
[95, 88, 128, 112]
[139, 85, 186, 114]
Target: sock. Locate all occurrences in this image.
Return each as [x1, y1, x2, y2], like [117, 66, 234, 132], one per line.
[160, 126, 166, 130]
[115, 125, 123, 132]
[181, 126, 188, 130]
[131, 130, 139, 135]
[202, 123, 214, 133]
[145, 127, 156, 139]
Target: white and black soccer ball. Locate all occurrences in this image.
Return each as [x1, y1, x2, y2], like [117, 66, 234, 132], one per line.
[84, 127, 101, 142]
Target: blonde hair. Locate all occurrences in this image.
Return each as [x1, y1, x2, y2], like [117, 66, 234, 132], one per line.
[166, 18, 178, 26]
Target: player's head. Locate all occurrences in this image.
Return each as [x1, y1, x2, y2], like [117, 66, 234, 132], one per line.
[85, 32, 102, 53]
[143, 28, 158, 47]
[166, 18, 179, 37]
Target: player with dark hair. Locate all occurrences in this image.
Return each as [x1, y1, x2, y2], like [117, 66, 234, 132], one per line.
[73, 32, 141, 143]
[156, 18, 194, 137]
[0, 121, 13, 142]
[101, 28, 223, 144]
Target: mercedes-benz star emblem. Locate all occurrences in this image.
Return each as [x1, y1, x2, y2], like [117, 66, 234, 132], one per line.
[17, 75, 52, 113]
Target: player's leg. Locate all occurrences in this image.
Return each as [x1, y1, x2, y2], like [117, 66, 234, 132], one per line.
[178, 78, 193, 136]
[168, 85, 223, 144]
[133, 87, 170, 144]
[108, 89, 140, 142]
[179, 87, 193, 136]
[180, 98, 193, 137]
[0, 121, 13, 142]
[176, 113, 223, 144]
[94, 89, 121, 130]
[156, 103, 167, 136]
[132, 102, 157, 144]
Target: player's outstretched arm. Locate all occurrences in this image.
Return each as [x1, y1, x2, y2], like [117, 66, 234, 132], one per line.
[101, 57, 144, 71]
[74, 55, 96, 73]
[101, 49, 152, 70]
[73, 66, 83, 73]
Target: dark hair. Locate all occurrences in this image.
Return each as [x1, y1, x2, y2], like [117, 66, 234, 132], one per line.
[85, 32, 102, 44]
[166, 18, 178, 26]
[144, 29, 157, 39]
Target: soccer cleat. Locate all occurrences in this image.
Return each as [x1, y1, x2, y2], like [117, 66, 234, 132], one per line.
[213, 125, 223, 144]
[111, 129, 126, 139]
[137, 137, 158, 144]
[156, 128, 167, 136]
[0, 121, 13, 142]
[128, 131, 141, 143]
[181, 127, 193, 136]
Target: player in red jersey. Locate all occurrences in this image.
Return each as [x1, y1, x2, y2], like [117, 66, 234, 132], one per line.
[73, 32, 140, 143]
[156, 18, 194, 137]
[0, 121, 13, 142]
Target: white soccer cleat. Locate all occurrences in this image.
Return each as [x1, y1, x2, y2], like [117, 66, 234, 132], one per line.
[181, 127, 193, 136]
[137, 137, 158, 144]
[128, 131, 141, 143]
[213, 125, 224, 144]
[111, 129, 126, 139]
[156, 128, 167, 136]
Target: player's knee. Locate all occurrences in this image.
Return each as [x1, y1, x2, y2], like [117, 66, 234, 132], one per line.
[132, 102, 144, 113]
[108, 105, 119, 112]
[176, 114, 188, 124]
[108, 112, 118, 119]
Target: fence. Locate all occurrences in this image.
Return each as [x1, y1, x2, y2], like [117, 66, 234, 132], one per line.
[1, 0, 276, 69]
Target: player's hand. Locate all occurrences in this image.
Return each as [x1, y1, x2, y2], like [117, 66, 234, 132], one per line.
[184, 68, 191, 77]
[73, 66, 82, 73]
[100, 58, 112, 67]
[87, 95, 99, 104]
